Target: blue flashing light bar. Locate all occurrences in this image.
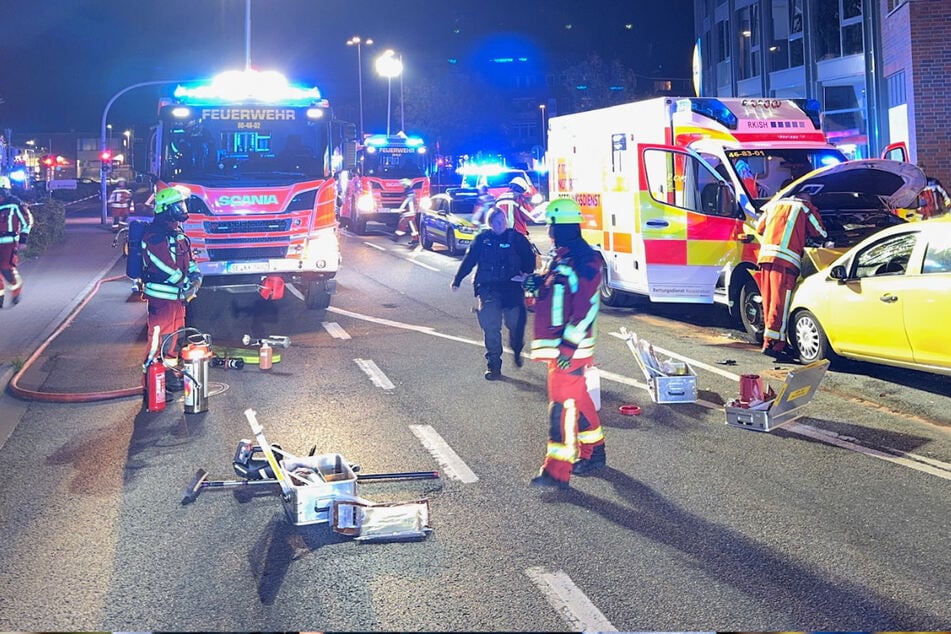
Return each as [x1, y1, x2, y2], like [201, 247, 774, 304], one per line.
[173, 69, 323, 106]
[683, 98, 738, 130]
[792, 98, 823, 129]
[365, 134, 425, 148]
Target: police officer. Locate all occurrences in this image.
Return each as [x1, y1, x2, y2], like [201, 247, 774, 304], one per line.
[451, 206, 536, 380]
[523, 198, 605, 488]
[0, 176, 34, 308]
[141, 186, 201, 390]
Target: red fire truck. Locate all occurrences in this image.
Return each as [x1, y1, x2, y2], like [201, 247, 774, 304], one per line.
[338, 133, 431, 234]
[149, 69, 342, 310]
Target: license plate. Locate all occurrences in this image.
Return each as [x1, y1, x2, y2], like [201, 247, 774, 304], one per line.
[228, 261, 269, 273]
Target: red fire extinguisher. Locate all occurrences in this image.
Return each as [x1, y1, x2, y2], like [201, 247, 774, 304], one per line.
[144, 326, 166, 412]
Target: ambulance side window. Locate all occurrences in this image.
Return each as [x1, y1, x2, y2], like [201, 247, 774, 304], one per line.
[642, 148, 729, 217]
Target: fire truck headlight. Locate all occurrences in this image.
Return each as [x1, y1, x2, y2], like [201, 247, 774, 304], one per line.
[419, 196, 432, 211]
[305, 232, 340, 265]
[357, 193, 376, 213]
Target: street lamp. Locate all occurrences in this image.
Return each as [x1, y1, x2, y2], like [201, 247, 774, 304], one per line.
[347, 36, 373, 139]
[100, 79, 192, 225]
[539, 104, 547, 149]
[124, 129, 133, 172]
[375, 49, 403, 137]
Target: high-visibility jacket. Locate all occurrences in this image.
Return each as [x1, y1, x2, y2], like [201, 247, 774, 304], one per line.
[919, 179, 951, 219]
[0, 199, 33, 245]
[530, 243, 601, 362]
[108, 187, 134, 212]
[755, 198, 827, 271]
[494, 192, 534, 236]
[141, 223, 200, 301]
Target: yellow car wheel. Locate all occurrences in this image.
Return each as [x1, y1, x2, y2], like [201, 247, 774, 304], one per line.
[792, 309, 832, 363]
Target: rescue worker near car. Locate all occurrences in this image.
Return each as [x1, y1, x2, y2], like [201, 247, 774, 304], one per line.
[451, 206, 537, 380]
[522, 198, 605, 489]
[141, 186, 201, 392]
[394, 178, 421, 247]
[108, 178, 134, 230]
[0, 176, 33, 308]
[755, 191, 827, 359]
[494, 176, 536, 237]
[918, 174, 951, 219]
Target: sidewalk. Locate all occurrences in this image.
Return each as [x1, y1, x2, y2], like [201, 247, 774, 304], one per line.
[0, 214, 143, 447]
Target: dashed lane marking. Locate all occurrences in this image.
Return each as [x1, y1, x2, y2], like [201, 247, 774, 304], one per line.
[524, 566, 616, 632]
[409, 424, 479, 483]
[354, 358, 395, 390]
[322, 322, 351, 340]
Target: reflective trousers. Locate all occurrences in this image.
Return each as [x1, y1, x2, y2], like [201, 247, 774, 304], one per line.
[541, 359, 604, 482]
[0, 243, 22, 304]
[476, 289, 525, 371]
[146, 297, 185, 361]
[759, 261, 799, 352]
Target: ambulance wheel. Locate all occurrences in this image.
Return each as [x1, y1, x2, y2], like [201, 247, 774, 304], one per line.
[738, 276, 764, 340]
[791, 309, 833, 363]
[599, 262, 625, 307]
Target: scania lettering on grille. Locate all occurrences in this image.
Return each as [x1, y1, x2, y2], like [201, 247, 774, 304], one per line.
[217, 195, 280, 206]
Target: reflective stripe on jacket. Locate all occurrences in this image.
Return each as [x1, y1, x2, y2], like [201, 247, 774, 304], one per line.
[142, 226, 198, 301]
[531, 247, 601, 361]
[755, 199, 827, 270]
[0, 201, 33, 243]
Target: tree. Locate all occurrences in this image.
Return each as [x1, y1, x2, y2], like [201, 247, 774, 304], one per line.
[557, 53, 641, 115]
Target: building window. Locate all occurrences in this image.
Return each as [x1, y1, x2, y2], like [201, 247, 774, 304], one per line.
[887, 0, 908, 11]
[716, 18, 730, 63]
[737, 4, 761, 80]
[815, 0, 863, 60]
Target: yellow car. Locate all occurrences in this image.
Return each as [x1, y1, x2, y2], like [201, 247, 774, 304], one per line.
[789, 215, 951, 376]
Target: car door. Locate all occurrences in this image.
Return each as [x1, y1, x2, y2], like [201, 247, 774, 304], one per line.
[832, 231, 917, 361]
[904, 226, 951, 368]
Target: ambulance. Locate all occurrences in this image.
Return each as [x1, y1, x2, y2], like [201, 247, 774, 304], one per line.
[546, 96, 848, 335]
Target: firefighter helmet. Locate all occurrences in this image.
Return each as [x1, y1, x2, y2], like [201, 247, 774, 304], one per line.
[400, 178, 413, 189]
[0, 175, 11, 191]
[116, 177, 127, 186]
[153, 186, 191, 221]
[546, 198, 584, 225]
[509, 176, 531, 194]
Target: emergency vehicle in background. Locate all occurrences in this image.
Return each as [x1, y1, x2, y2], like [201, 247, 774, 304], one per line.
[338, 133, 431, 234]
[546, 96, 848, 335]
[149, 69, 342, 310]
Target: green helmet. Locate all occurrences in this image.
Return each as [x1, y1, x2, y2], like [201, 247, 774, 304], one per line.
[154, 186, 190, 221]
[546, 198, 584, 225]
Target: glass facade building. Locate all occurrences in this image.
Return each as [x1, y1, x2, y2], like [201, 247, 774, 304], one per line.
[692, 0, 951, 185]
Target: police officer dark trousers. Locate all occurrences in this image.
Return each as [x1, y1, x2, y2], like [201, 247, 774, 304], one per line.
[451, 207, 536, 380]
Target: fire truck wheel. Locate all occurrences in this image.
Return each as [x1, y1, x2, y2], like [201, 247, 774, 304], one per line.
[738, 276, 764, 340]
[599, 261, 625, 307]
[305, 281, 331, 310]
[353, 214, 368, 235]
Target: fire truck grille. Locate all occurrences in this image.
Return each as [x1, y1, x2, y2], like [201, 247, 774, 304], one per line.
[379, 192, 404, 208]
[203, 219, 292, 234]
[207, 246, 289, 261]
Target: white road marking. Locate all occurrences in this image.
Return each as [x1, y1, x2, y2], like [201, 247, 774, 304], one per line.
[322, 321, 351, 339]
[354, 358, 395, 390]
[409, 424, 479, 483]
[333, 309, 950, 480]
[407, 258, 440, 272]
[786, 422, 951, 481]
[363, 241, 387, 251]
[524, 566, 616, 632]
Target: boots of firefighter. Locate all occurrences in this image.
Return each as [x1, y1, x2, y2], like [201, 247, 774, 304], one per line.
[165, 367, 185, 393]
[530, 468, 570, 490]
[571, 444, 606, 476]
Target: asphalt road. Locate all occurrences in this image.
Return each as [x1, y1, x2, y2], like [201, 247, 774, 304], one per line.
[0, 219, 948, 631]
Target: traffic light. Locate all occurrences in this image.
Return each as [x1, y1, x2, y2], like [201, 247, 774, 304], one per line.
[42, 155, 55, 167]
[100, 150, 112, 172]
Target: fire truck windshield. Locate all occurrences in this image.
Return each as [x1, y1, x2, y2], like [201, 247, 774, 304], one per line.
[724, 148, 847, 200]
[158, 105, 330, 185]
[360, 148, 428, 179]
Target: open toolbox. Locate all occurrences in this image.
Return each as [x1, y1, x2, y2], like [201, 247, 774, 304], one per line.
[622, 327, 698, 403]
[724, 359, 830, 432]
[281, 453, 358, 525]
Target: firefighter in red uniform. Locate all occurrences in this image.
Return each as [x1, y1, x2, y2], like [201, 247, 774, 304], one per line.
[141, 186, 201, 391]
[0, 176, 33, 308]
[523, 198, 605, 489]
[755, 191, 827, 359]
[108, 177, 134, 230]
[918, 174, 951, 219]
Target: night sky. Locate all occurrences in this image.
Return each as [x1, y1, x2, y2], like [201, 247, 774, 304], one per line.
[0, 0, 694, 134]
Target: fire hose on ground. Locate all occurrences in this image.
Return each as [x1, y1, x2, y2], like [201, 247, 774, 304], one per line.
[8, 274, 145, 403]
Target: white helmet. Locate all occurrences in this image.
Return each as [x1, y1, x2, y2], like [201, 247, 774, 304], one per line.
[509, 176, 531, 193]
